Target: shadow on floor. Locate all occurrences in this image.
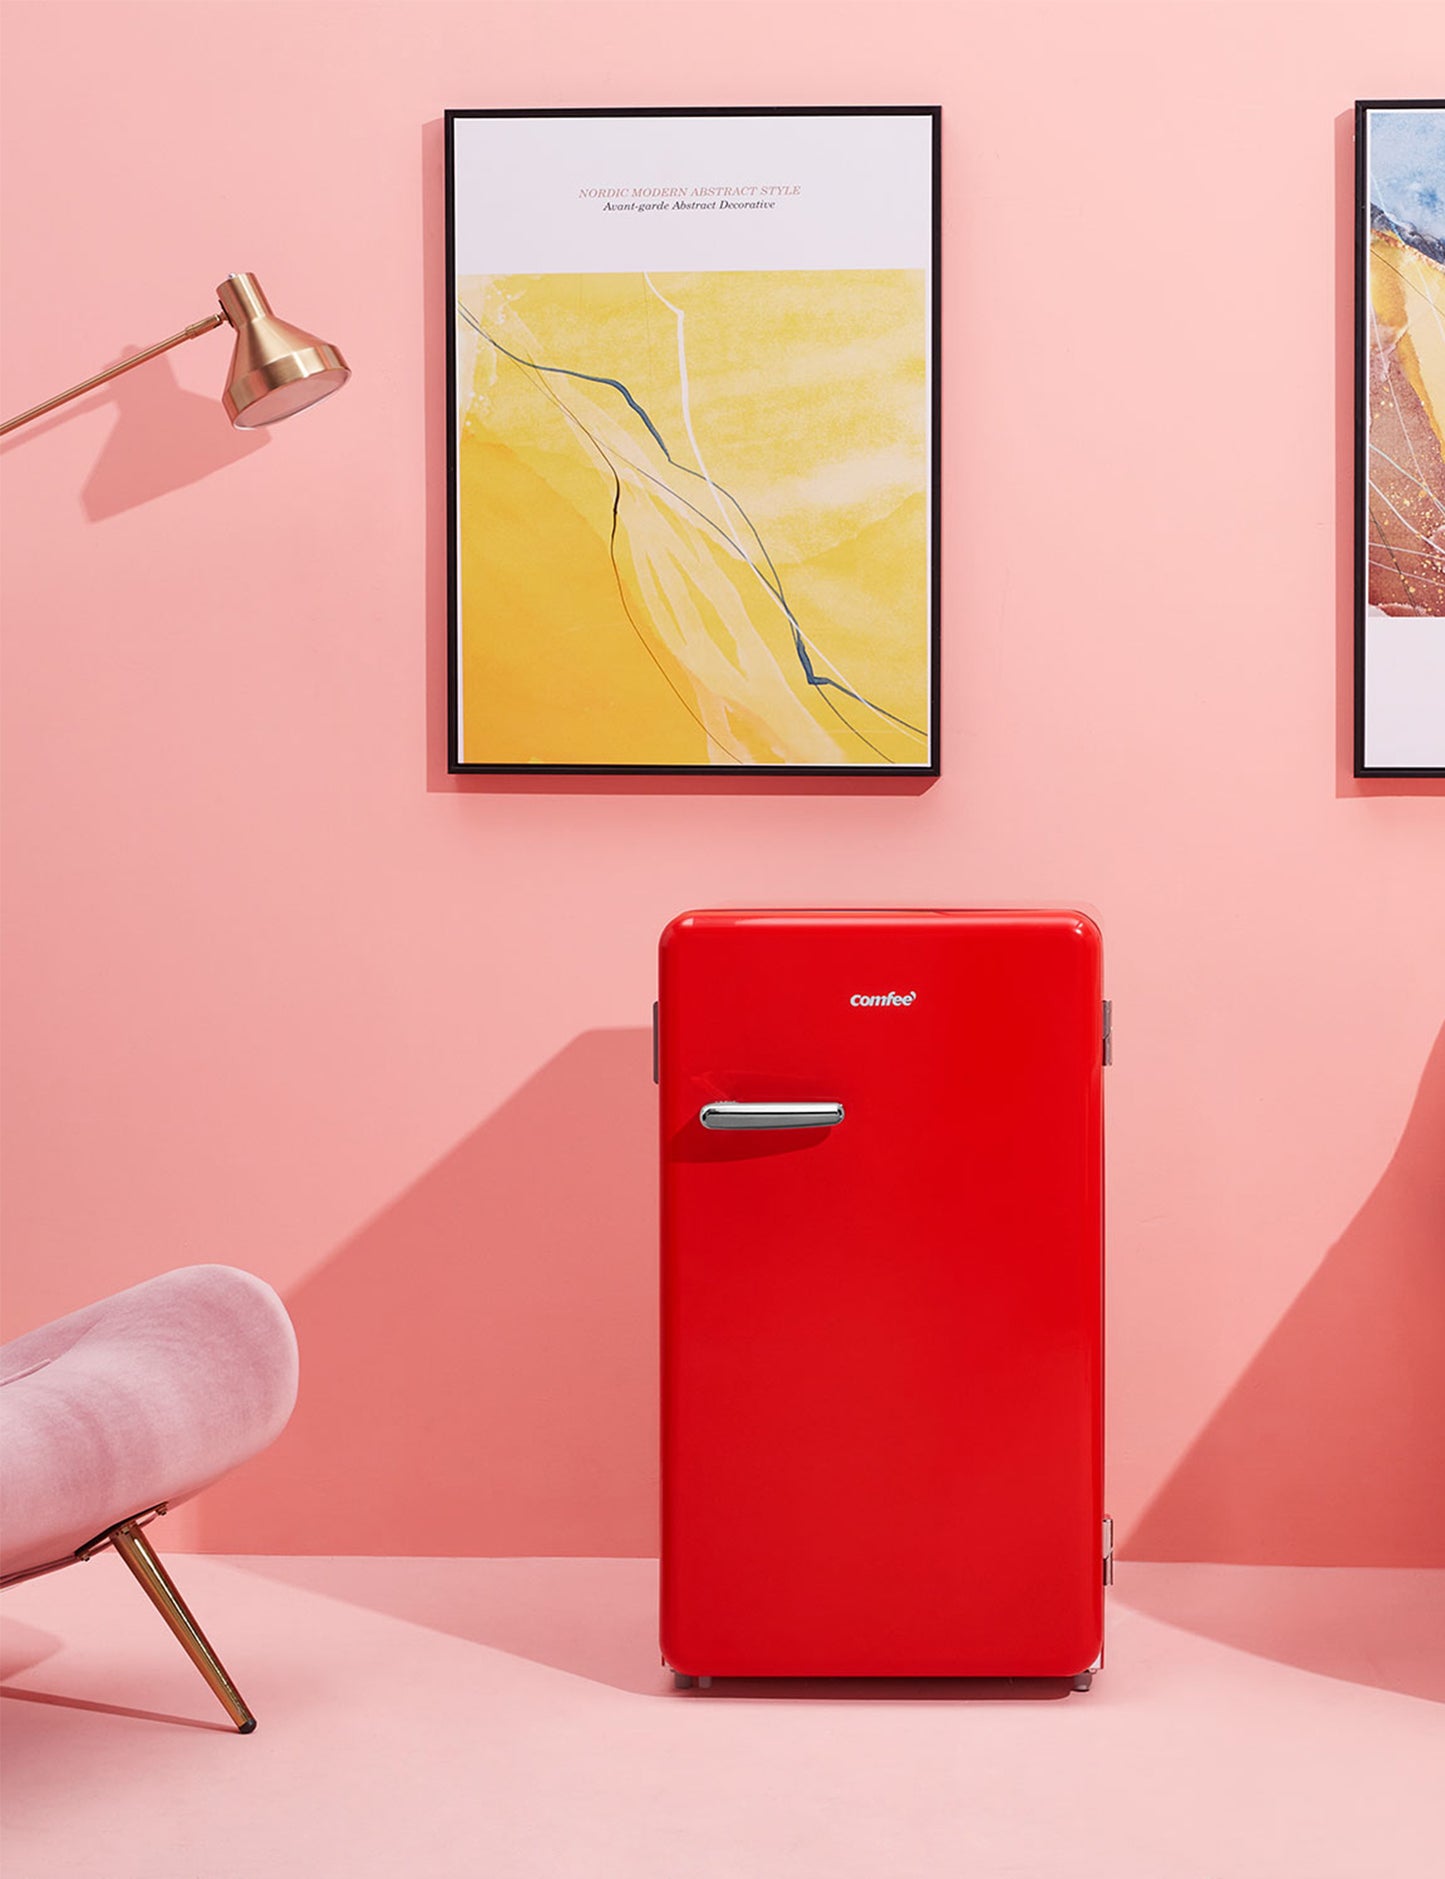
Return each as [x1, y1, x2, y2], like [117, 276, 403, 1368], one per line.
[0, 1685, 233, 1732]
[0, 1619, 61, 1683]
[1113, 1562, 1445, 1705]
[232, 1555, 1071, 1703]
[197, 1030, 659, 1557]
[1129, 1023, 1445, 1569]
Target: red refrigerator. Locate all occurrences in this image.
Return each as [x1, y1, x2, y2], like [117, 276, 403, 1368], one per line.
[658, 909, 1109, 1687]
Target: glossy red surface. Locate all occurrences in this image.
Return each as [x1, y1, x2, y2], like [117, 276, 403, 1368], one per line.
[659, 910, 1104, 1679]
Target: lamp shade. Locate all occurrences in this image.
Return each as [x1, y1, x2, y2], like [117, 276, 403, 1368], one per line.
[217, 273, 349, 428]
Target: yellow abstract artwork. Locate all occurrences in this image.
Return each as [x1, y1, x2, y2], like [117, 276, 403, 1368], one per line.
[454, 271, 930, 768]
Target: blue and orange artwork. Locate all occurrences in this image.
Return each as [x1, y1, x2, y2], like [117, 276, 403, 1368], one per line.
[1365, 108, 1445, 621]
[454, 271, 930, 767]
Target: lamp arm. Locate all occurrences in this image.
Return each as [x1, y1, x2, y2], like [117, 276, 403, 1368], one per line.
[0, 312, 228, 437]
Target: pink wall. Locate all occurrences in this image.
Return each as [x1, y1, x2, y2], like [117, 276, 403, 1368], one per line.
[2, 1, 1442, 1565]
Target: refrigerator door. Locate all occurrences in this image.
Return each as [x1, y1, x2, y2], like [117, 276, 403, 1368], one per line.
[659, 909, 1104, 1680]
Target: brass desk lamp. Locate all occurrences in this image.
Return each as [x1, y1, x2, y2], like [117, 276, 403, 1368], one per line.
[0, 272, 349, 436]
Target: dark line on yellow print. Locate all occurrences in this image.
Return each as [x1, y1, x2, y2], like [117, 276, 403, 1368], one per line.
[458, 301, 926, 745]
[545, 375, 886, 762]
[463, 306, 867, 763]
[479, 311, 916, 736]
[465, 309, 788, 598]
[585, 438, 922, 741]
[524, 388, 904, 759]
[480, 334, 746, 764]
[601, 449, 748, 765]
[815, 684, 891, 763]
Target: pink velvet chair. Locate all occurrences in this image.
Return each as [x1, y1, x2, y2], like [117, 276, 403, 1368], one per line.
[0, 1265, 298, 1731]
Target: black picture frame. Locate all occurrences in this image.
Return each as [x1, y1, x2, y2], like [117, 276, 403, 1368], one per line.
[445, 106, 941, 777]
[1354, 98, 1445, 779]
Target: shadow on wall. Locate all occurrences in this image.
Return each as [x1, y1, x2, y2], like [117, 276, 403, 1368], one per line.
[197, 1029, 658, 1556]
[0, 348, 267, 519]
[1128, 1022, 1445, 1566]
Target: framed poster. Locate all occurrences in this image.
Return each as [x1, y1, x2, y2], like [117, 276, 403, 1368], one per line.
[446, 107, 940, 775]
[1355, 99, 1445, 777]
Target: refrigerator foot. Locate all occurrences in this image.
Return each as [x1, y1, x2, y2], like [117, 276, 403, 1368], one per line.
[672, 1672, 696, 1690]
[698, 1676, 713, 1689]
[1070, 1671, 1094, 1693]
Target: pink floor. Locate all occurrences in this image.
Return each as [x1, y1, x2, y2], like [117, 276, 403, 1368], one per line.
[2, 1557, 1440, 1877]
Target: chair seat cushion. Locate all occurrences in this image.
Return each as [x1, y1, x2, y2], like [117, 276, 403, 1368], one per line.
[0, 1266, 297, 1579]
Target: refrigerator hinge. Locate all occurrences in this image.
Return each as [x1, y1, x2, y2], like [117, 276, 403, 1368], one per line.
[1102, 1515, 1114, 1586]
[1102, 999, 1113, 1067]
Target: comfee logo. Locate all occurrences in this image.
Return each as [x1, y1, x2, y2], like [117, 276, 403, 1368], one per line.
[849, 991, 917, 1007]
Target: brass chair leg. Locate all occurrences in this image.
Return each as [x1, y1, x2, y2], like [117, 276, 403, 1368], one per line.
[107, 1519, 257, 1733]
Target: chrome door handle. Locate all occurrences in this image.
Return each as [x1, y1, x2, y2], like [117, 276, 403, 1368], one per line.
[699, 1101, 845, 1132]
